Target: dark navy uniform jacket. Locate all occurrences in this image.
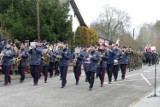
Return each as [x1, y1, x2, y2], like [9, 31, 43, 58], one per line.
[82, 51, 89, 71]
[72, 52, 84, 66]
[107, 49, 116, 64]
[85, 51, 100, 72]
[28, 47, 43, 65]
[119, 52, 129, 64]
[98, 49, 108, 68]
[59, 48, 71, 66]
[3, 47, 15, 66]
[113, 49, 121, 65]
[49, 49, 56, 63]
[20, 48, 29, 67]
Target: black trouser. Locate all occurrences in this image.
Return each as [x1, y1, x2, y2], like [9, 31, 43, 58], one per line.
[19, 66, 25, 81]
[120, 64, 127, 79]
[42, 66, 49, 82]
[148, 58, 152, 66]
[30, 65, 41, 85]
[113, 65, 119, 80]
[73, 66, 81, 83]
[86, 72, 95, 88]
[107, 64, 113, 82]
[83, 65, 88, 81]
[3, 66, 11, 84]
[97, 67, 105, 85]
[59, 66, 68, 86]
[49, 62, 54, 77]
[55, 61, 60, 76]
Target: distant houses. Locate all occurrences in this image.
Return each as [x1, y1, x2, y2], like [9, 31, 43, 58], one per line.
[97, 32, 113, 45]
[59, 0, 113, 45]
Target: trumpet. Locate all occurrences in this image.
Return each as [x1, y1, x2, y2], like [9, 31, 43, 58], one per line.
[121, 49, 127, 54]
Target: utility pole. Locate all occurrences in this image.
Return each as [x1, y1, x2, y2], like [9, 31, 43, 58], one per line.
[37, 0, 40, 39]
[133, 28, 135, 40]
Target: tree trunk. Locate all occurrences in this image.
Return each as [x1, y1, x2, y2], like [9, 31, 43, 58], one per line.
[37, 0, 40, 39]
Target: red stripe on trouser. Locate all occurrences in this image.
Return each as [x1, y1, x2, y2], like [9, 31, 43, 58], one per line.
[6, 66, 10, 84]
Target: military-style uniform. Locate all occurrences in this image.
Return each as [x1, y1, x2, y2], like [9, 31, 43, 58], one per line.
[2, 45, 15, 85]
[96, 49, 108, 87]
[82, 49, 89, 82]
[54, 49, 61, 77]
[113, 48, 120, 81]
[72, 51, 84, 85]
[119, 51, 128, 80]
[29, 46, 42, 85]
[41, 46, 50, 83]
[59, 48, 71, 88]
[18, 48, 29, 82]
[106, 49, 116, 84]
[85, 50, 100, 90]
[49, 48, 56, 78]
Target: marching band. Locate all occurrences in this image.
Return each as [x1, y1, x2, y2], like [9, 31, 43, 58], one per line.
[0, 39, 158, 91]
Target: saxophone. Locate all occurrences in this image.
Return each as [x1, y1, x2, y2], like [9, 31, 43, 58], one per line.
[73, 53, 79, 67]
[16, 54, 22, 67]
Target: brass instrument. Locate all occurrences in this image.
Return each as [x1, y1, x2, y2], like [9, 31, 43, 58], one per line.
[16, 54, 22, 67]
[0, 50, 4, 70]
[73, 47, 81, 66]
[97, 48, 102, 65]
[73, 56, 77, 67]
[121, 49, 126, 54]
[73, 53, 79, 67]
[42, 48, 50, 64]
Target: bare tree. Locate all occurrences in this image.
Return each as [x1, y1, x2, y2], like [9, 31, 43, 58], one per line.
[91, 5, 130, 40]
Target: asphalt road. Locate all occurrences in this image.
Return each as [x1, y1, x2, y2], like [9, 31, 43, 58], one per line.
[0, 65, 160, 107]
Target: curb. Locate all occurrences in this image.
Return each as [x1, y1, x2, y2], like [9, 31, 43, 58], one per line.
[129, 85, 160, 107]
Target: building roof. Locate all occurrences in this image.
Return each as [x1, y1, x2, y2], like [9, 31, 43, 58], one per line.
[97, 32, 113, 43]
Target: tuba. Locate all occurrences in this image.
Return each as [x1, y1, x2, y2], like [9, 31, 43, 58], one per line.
[42, 48, 50, 64]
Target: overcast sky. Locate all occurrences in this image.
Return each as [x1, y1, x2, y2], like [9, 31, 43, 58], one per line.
[71, 0, 160, 36]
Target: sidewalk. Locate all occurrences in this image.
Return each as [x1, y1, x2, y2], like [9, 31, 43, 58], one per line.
[131, 87, 160, 107]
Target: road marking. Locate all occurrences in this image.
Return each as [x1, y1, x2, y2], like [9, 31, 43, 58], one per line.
[126, 73, 139, 78]
[140, 73, 152, 86]
[113, 77, 160, 83]
[143, 69, 154, 72]
[104, 82, 108, 85]
[143, 68, 160, 72]
[110, 83, 149, 88]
